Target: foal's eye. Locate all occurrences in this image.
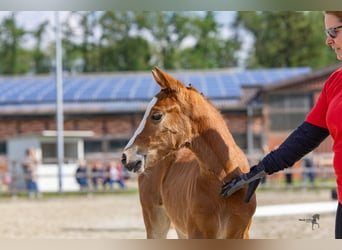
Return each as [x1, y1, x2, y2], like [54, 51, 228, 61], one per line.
[151, 112, 163, 121]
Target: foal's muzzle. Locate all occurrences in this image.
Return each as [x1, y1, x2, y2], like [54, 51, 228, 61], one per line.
[121, 151, 145, 173]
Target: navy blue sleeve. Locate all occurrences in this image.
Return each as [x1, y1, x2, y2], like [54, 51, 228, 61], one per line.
[262, 121, 329, 174]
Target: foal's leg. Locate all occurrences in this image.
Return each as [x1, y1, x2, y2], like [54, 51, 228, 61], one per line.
[142, 205, 171, 238]
[175, 229, 187, 239]
[242, 219, 252, 239]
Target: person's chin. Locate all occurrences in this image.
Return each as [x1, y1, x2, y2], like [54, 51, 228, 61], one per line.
[336, 49, 342, 60]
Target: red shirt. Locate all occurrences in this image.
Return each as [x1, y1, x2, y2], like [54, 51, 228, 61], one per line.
[306, 67, 342, 202]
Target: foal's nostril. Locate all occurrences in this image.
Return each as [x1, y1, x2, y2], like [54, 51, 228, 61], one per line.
[121, 153, 127, 166]
[134, 160, 142, 172]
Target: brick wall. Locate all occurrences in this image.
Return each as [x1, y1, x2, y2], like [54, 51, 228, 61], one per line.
[1, 112, 249, 139]
[222, 113, 247, 134]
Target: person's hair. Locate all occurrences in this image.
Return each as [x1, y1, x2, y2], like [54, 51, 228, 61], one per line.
[325, 11, 342, 22]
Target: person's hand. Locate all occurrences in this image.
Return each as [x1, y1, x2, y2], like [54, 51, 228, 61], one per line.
[221, 163, 266, 203]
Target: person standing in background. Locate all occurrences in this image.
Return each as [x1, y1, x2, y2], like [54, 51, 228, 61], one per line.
[91, 160, 105, 191]
[75, 159, 88, 191]
[22, 147, 41, 199]
[104, 161, 126, 190]
[302, 154, 316, 187]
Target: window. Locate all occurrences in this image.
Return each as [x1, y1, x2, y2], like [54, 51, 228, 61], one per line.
[41, 142, 79, 163]
[84, 139, 129, 154]
[268, 94, 311, 131]
[0, 141, 6, 155]
[84, 140, 102, 153]
[109, 139, 129, 152]
[232, 133, 262, 152]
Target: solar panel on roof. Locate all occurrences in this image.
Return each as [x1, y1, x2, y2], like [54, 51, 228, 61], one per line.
[204, 75, 220, 97]
[4, 81, 34, 102]
[95, 86, 114, 100]
[0, 67, 311, 105]
[134, 77, 154, 99]
[64, 78, 83, 100]
[219, 75, 242, 96]
[19, 82, 46, 102]
[175, 75, 188, 85]
[93, 78, 117, 100]
[37, 83, 55, 101]
[73, 79, 96, 101]
[115, 78, 135, 100]
[44, 92, 56, 101]
[128, 77, 142, 99]
[109, 77, 125, 99]
[187, 76, 202, 88]
[206, 85, 223, 98]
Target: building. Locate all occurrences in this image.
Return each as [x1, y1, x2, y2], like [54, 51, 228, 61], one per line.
[7, 130, 93, 192]
[262, 62, 342, 179]
[0, 67, 312, 174]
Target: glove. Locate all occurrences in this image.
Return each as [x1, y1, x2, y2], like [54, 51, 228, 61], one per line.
[221, 163, 266, 203]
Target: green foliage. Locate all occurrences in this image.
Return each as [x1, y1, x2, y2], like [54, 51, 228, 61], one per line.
[0, 11, 339, 75]
[235, 11, 339, 69]
[178, 12, 240, 69]
[0, 12, 28, 74]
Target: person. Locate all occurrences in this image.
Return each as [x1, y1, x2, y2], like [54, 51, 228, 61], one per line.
[302, 154, 316, 187]
[22, 147, 41, 199]
[75, 159, 88, 191]
[1, 172, 11, 192]
[91, 160, 105, 190]
[104, 161, 126, 190]
[284, 168, 293, 187]
[259, 144, 269, 186]
[221, 11, 342, 239]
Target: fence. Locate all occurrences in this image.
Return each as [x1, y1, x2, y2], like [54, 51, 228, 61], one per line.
[0, 160, 135, 196]
[256, 153, 336, 189]
[0, 154, 337, 196]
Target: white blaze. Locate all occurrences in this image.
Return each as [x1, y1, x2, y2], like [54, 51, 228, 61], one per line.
[124, 97, 158, 150]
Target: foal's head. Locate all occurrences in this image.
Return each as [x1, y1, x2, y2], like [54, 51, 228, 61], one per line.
[121, 67, 219, 173]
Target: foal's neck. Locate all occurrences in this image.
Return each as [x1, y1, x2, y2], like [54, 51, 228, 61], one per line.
[189, 114, 242, 179]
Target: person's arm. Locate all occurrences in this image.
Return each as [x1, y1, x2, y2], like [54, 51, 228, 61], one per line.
[261, 121, 329, 174]
[221, 121, 329, 202]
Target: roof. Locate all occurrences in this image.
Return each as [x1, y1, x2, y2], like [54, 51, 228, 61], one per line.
[263, 62, 342, 92]
[0, 67, 311, 114]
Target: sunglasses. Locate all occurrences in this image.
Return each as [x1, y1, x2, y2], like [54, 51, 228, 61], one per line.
[325, 24, 342, 39]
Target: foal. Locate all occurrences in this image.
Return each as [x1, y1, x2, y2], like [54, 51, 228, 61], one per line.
[121, 67, 256, 239]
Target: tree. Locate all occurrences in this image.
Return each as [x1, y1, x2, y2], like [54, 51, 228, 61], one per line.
[135, 11, 196, 69]
[60, 11, 101, 73]
[233, 11, 336, 69]
[0, 12, 29, 74]
[78, 12, 100, 72]
[97, 11, 152, 71]
[98, 36, 150, 71]
[179, 12, 240, 69]
[30, 20, 51, 74]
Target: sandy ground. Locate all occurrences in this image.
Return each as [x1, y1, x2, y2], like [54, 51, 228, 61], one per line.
[250, 189, 336, 239]
[0, 182, 337, 239]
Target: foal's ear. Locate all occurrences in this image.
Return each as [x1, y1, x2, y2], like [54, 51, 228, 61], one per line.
[152, 66, 184, 90]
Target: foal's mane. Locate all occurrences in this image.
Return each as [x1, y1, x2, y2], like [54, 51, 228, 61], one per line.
[179, 82, 229, 132]
[168, 81, 240, 177]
